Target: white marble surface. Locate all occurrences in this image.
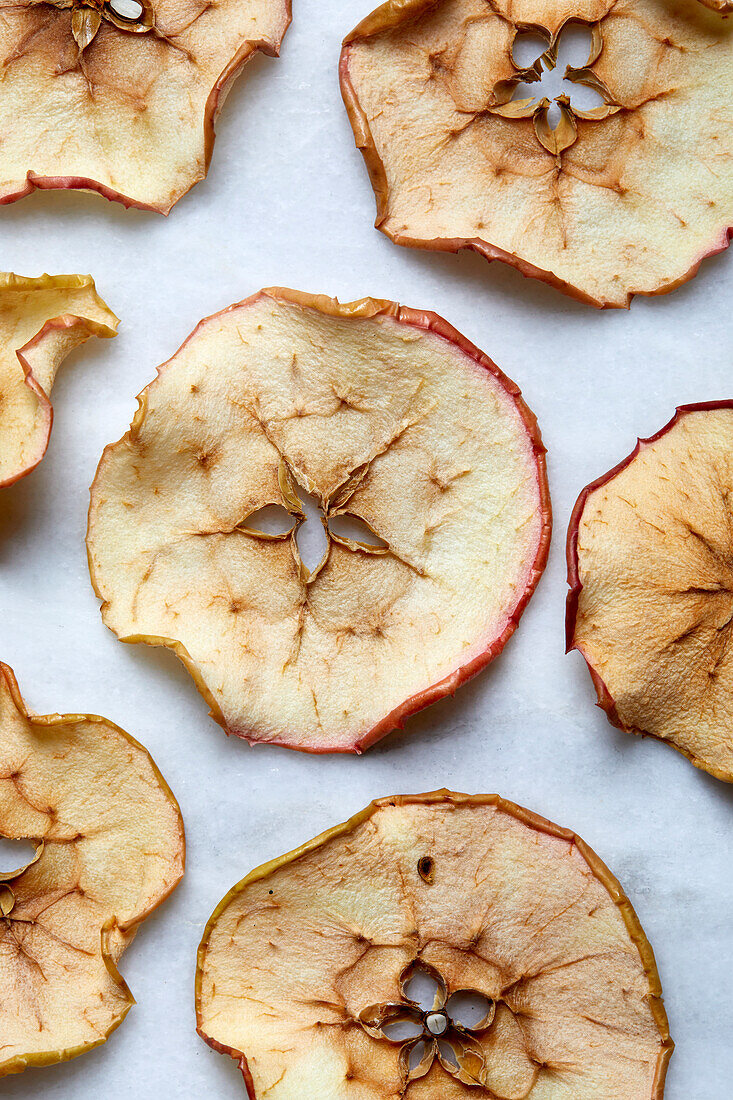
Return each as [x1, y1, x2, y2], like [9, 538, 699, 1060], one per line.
[0, 1, 731, 1095]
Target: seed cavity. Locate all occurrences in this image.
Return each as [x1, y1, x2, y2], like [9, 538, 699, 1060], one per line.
[418, 855, 435, 883]
[109, 0, 144, 19]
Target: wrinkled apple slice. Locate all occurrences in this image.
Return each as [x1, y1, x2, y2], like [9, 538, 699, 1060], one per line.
[87, 287, 551, 753]
[0, 273, 117, 489]
[568, 401, 733, 783]
[196, 790, 673, 1098]
[340, 0, 733, 308]
[0, 662, 185, 1077]
[0, 0, 291, 213]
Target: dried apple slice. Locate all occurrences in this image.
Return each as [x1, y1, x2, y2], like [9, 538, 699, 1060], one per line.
[567, 401, 733, 783]
[0, 662, 185, 1077]
[87, 287, 551, 753]
[0, 273, 117, 489]
[0, 0, 291, 213]
[340, 0, 733, 307]
[196, 790, 673, 1097]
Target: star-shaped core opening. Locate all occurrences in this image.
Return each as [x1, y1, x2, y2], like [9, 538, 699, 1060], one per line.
[491, 18, 620, 156]
[242, 459, 389, 580]
[512, 25, 605, 125]
[44, 0, 154, 51]
[359, 960, 496, 1088]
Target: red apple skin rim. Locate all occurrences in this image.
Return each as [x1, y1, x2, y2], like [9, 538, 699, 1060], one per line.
[87, 287, 552, 754]
[566, 400, 733, 780]
[338, 300, 552, 754]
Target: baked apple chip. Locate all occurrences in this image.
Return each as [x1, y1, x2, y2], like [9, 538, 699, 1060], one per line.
[87, 287, 551, 753]
[340, 0, 733, 307]
[568, 401, 733, 783]
[0, 662, 184, 1077]
[196, 790, 673, 1097]
[0, 273, 117, 489]
[0, 0, 291, 212]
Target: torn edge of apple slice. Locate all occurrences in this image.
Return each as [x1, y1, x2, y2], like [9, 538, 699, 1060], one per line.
[0, 661, 185, 1077]
[0, 274, 118, 490]
[566, 401, 733, 783]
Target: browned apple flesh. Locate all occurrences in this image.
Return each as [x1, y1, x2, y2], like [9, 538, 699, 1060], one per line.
[0, 0, 291, 212]
[568, 402, 733, 782]
[0, 274, 117, 489]
[0, 662, 185, 1077]
[340, 0, 733, 307]
[196, 790, 673, 1098]
[87, 288, 551, 753]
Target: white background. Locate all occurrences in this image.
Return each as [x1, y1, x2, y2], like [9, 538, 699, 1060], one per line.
[1, 1, 731, 1095]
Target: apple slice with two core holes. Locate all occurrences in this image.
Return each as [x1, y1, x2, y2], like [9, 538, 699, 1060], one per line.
[87, 288, 551, 753]
[196, 790, 673, 1098]
[340, 0, 733, 307]
[0, 274, 117, 489]
[0, 663, 185, 1077]
[568, 402, 733, 783]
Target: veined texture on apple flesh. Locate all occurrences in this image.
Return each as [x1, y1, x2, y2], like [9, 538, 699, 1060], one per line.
[87, 287, 551, 753]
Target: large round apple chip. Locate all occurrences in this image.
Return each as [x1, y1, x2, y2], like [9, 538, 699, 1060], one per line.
[196, 790, 673, 1098]
[0, 0, 291, 213]
[568, 401, 733, 783]
[87, 287, 551, 753]
[0, 273, 117, 489]
[0, 662, 185, 1077]
[340, 0, 733, 308]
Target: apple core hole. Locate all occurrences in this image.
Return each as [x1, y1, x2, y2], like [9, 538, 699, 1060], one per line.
[404, 968, 442, 1011]
[512, 31, 549, 68]
[510, 23, 604, 125]
[383, 1017, 424, 1041]
[295, 489, 329, 573]
[0, 836, 36, 875]
[408, 1040, 430, 1071]
[555, 22, 596, 68]
[328, 513, 387, 549]
[446, 991, 494, 1030]
[438, 1039, 459, 1068]
[244, 504, 295, 537]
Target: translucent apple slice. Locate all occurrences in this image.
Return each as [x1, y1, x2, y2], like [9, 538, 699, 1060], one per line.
[0, 274, 117, 489]
[568, 401, 733, 783]
[87, 287, 551, 753]
[196, 790, 673, 1098]
[340, 0, 733, 307]
[0, 662, 185, 1077]
[0, 0, 291, 213]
